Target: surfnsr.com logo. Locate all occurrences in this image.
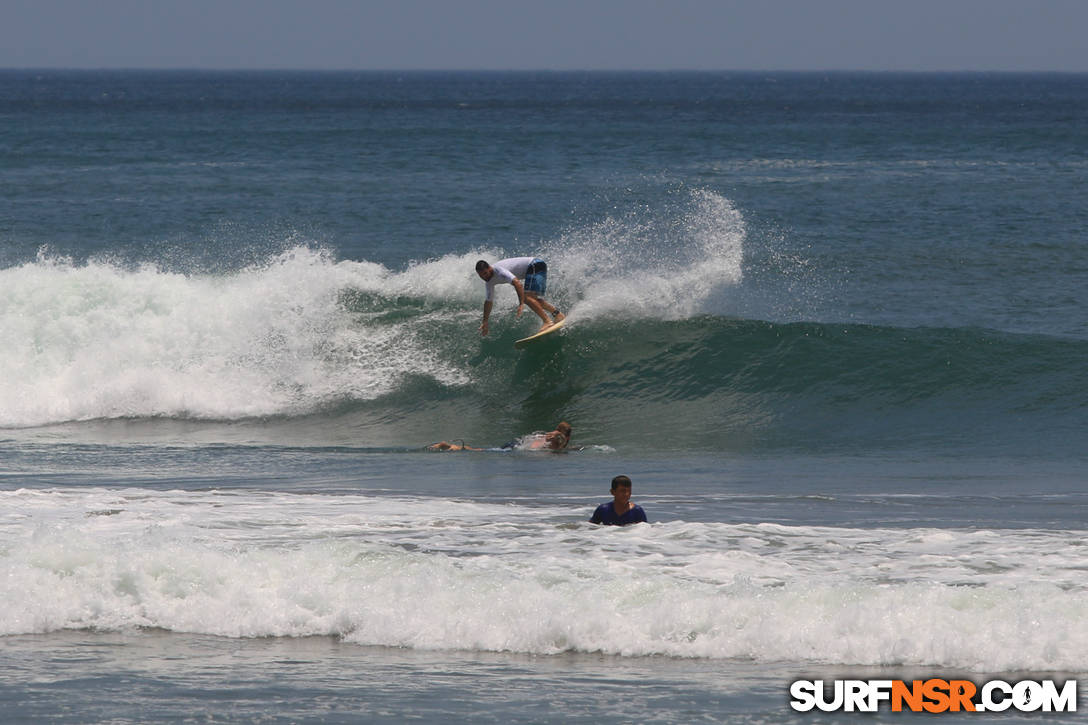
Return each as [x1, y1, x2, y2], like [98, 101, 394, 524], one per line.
[789, 679, 1077, 713]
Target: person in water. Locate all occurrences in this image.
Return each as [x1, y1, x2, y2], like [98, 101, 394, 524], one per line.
[475, 257, 564, 336]
[428, 422, 572, 452]
[590, 475, 647, 526]
[523, 421, 572, 450]
[425, 440, 482, 451]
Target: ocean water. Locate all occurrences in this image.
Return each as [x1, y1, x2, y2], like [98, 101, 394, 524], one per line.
[1, 70, 1086, 723]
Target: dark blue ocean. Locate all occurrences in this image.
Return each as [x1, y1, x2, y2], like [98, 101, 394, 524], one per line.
[2, 70, 1086, 723]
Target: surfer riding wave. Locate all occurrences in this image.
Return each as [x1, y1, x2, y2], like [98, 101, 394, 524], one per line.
[475, 257, 564, 336]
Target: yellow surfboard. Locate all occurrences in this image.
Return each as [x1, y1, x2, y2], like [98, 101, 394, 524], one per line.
[514, 319, 566, 349]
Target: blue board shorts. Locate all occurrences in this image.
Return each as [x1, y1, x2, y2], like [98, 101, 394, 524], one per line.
[523, 259, 547, 295]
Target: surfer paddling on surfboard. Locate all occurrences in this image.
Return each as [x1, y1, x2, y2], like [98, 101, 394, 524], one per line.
[427, 422, 572, 452]
[476, 257, 564, 336]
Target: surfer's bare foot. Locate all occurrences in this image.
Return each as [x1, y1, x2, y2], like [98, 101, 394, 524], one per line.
[538, 322, 554, 333]
[553, 312, 565, 323]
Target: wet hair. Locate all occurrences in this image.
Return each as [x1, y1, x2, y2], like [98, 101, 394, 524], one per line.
[556, 421, 572, 439]
[610, 475, 632, 490]
[475, 260, 490, 273]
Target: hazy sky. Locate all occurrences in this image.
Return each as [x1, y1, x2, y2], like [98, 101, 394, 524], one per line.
[3, 0, 1087, 72]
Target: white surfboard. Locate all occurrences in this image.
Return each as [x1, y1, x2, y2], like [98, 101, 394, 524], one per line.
[514, 318, 566, 349]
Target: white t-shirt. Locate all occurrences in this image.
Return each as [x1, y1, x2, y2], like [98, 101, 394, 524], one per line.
[484, 257, 535, 301]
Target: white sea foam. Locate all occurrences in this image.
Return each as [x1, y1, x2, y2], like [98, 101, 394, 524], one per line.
[548, 188, 746, 320]
[2, 487, 1085, 670]
[0, 190, 747, 428]
[0, 247, 470, 427]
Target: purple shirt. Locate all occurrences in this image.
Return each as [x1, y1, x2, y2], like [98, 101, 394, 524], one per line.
[590, 502, 647, 526]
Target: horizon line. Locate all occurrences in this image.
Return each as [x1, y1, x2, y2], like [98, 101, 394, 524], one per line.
[3, 66, 1087, 74]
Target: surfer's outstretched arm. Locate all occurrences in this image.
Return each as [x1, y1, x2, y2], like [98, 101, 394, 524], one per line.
[480, 300, 493, 336]
[511, 278, 527, 317]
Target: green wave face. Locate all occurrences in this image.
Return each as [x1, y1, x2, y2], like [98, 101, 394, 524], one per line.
[354, 312, 1088, 455]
